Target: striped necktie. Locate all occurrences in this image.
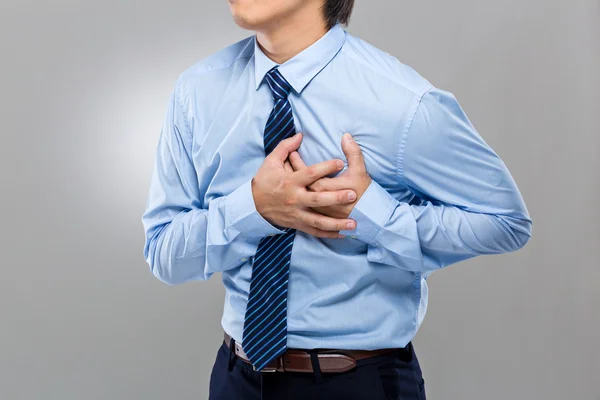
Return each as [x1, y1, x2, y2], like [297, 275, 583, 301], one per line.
[242, 67, 296, 371]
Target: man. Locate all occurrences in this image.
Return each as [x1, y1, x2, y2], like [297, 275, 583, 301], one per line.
[141, 0, 532, 398]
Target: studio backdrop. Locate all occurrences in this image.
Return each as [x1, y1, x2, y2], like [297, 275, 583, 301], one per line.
[1, 1, 598, 399]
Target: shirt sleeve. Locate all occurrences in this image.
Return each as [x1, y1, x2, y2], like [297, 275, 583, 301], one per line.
[338, 86, 533, 272]
[141, 78, 285, 284]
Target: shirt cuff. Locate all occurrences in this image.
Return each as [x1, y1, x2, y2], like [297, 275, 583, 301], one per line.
[223, 178, 286, 238]
[338, 179, 397, 244]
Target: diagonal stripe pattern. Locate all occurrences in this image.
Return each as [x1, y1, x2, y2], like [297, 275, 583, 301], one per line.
[242, 67, 296, 371]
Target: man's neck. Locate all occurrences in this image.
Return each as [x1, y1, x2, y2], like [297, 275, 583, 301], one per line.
[256, 18, 329, 65]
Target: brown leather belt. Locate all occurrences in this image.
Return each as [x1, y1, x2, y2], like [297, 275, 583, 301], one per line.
[224, 331, 400, 373]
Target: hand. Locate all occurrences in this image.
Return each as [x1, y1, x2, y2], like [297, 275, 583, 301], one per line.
[252, 132, 358, 239]
[286, 132, 372, 220]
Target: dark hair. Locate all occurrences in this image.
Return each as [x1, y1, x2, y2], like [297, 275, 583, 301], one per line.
[322, 0, 355, 29]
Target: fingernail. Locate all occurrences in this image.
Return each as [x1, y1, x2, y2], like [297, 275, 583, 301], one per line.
[344, 133, 353, 142]
[346, 222, 355, 230]
[348, 192, 356, 201]
[337, 234, 346, 239]
[336, 160, 344, 168]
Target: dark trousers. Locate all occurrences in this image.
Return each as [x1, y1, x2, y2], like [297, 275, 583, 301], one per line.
[208, 337, 426, 400]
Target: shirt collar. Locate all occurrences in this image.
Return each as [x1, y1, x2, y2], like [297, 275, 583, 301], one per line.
[253, 23, 346, 94]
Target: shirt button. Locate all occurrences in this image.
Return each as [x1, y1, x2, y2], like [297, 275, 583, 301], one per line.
[349, 235, 357, 239]
[268, 234, 275, 237]
[240, 258, 248, 262]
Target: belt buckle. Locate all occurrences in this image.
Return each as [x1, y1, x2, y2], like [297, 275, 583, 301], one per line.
[253, 364, 277, 372]
[252, 356, 281, 372]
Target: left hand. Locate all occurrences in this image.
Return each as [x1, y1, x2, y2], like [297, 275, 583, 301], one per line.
[284, 132, 372, 220]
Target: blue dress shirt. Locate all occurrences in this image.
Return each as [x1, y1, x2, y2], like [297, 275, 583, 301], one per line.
[141, 23, 532, 350]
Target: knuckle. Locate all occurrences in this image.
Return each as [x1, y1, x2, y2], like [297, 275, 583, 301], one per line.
[310, 194, 321, 206]
[289, 210, 300, 223]
[311, 194, 322, 207]
[313, 218, 323, 229]
[283, 195, 297, 206]
[278, 141, 290, 152]
[280, 178, 293, 189]
[307, 166, 318, 178]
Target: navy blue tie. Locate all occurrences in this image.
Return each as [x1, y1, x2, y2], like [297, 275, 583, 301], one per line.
[242, 67, 296, 371]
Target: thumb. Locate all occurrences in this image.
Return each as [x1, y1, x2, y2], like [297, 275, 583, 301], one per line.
[341, 132, 364, 171]
[269, 132, 302, 164]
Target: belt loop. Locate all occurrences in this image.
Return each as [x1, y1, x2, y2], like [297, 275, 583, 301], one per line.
[227, 337, 237, 372]
[308, 350, 324, 384]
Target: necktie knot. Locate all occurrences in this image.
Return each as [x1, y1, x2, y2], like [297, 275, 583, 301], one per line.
[266, 67, 292, 100]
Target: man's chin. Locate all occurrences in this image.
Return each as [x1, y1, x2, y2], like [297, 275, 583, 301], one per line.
[231, 14, 260, 31]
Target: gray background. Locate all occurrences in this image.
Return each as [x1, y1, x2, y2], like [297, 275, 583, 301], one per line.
[1, 0, 598, 399]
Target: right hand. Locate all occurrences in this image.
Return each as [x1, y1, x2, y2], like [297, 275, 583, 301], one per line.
[251, 132, 357, 239]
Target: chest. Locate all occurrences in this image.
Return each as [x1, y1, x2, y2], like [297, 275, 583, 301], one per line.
[190, 76, 414, 207]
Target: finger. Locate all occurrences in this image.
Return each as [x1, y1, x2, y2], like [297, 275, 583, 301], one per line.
[296, 209, 356, 232]
[283, 160, 294, 173]
[294, 158, 344, 187]
[310, 175, 353, 192]
[289, 152, 329, 192]
[296, 223, 345, 239]
[287, 151, 319, 190]
[288, 151, 307, 171]
[268, 132, 302, 164]
[299, 189, 357, 208]
[341, 133, 365, 172]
